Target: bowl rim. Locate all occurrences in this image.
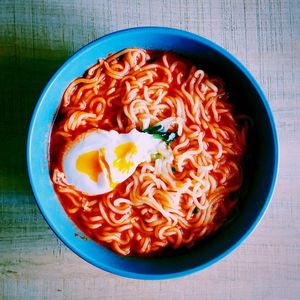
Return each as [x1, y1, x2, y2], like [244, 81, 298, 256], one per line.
[27, 26, 279, 280]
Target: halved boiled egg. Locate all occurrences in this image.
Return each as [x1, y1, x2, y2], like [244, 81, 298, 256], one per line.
[62, 129, 170, 195]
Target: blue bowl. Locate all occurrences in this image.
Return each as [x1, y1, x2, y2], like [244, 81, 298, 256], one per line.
[27, 27, 278, 279]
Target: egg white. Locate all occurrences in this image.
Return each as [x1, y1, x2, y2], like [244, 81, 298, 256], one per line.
[62, 129, 166, 195]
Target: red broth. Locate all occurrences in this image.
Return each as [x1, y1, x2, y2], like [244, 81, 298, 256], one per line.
[49, 49, 247, 256]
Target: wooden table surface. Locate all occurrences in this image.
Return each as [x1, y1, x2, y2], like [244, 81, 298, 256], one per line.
[1, 0, 299, 299]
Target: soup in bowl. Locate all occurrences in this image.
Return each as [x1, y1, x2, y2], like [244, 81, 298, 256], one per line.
[27, 27, 278, 279]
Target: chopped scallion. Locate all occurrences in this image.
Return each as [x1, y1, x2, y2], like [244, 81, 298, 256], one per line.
[193, 207, 199, 214]
[151, 153, 163, 161]
[143, 124, 178, 145]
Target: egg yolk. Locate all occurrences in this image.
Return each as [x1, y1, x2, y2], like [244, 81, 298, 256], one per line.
[113, 142, 137, 173]
[98, 148, 117, 189]
[76, 150, 102, 182]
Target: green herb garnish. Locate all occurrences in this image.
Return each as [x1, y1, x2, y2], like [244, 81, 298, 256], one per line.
[143, 124, 163, 134]
[151, 153, 163, 161]
[193, 207, 199, 214]
[143, 124, 178, 145]
[171, 166, 176, 172]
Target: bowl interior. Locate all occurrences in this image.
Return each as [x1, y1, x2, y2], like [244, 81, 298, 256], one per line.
[27, 27, 278, 279]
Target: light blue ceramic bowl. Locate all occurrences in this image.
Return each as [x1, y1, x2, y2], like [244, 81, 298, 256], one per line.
[27, 27, 278, 279]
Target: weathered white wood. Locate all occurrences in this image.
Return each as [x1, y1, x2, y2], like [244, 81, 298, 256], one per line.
[0, 0, 299, 299]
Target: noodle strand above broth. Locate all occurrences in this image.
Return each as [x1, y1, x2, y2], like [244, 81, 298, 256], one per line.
[50, 48, 248, 256]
